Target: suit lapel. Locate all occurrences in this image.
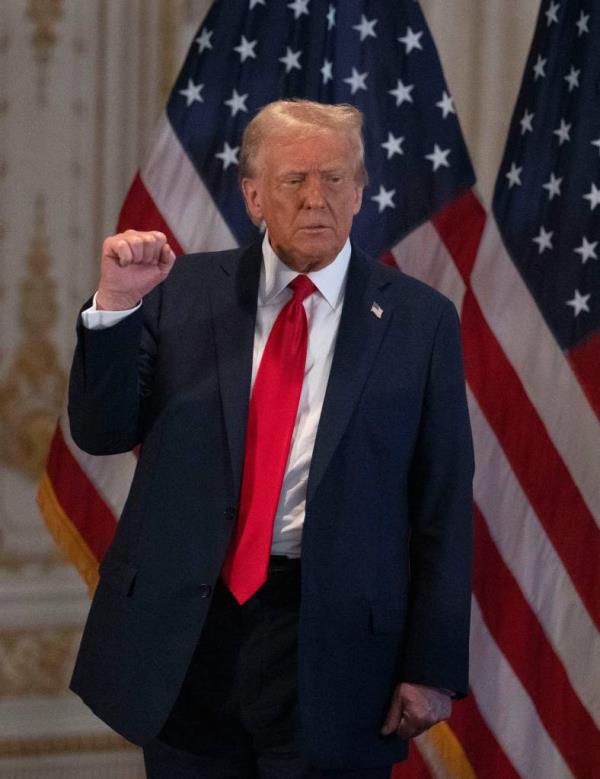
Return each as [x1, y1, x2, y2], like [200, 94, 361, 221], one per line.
[210, 243, 262, 499]
[307, 248, 395, 503]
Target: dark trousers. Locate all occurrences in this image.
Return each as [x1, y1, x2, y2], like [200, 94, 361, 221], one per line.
[143, 560, 391, 779]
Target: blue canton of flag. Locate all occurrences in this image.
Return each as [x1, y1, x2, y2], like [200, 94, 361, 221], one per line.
[166, 0, 475, 259]
[494, 0, 600, 351]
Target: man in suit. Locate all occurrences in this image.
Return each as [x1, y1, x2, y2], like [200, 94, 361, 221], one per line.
[69, 99, 474, 778]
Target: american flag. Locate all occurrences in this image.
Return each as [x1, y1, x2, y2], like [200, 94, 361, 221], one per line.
[37, 0, 600, 776]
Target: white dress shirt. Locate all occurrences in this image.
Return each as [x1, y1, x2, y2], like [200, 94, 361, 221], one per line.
[82, 233, 351, 557]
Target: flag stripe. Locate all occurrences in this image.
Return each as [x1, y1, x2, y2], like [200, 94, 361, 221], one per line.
[468, 388, 600, 726]
[59, 418, 136, 521]
[471, 220, 600, 521]
[461, 290, 600, 631]
[567, 331, 600, 419]
[391, 202, 600, 631]
[473, 505, 600, 776]
[140, 117, 237, 255]
[449, 694, 520, 779]
[45, 426, 116, 564]
[387, 221, 466, 315]
[470, 598, 575, 779]
[117, 173, 184, 257]
[431, 189, 486, 280]
[38, 470, 99, 592]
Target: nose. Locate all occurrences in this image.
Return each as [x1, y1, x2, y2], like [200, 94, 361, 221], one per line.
[302, 176, 326, 209]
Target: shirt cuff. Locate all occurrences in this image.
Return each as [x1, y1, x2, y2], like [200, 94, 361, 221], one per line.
[81, 292, 142, 330]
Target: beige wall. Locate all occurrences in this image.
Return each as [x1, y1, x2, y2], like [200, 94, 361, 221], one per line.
[0, 1, 539, 775]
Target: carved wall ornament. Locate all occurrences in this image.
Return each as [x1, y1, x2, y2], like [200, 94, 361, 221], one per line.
[0, 195, 66, 481]
[0, 626, 79, 697]
[25, 0, 64, 104]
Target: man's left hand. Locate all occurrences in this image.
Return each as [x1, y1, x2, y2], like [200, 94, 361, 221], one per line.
[380, 682, 452, 739]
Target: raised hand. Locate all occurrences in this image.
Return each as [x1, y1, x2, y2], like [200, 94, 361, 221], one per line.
[96, 229, 177, 310]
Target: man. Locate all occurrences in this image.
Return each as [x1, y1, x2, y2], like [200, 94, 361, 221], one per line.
[69, 99, 474, 778]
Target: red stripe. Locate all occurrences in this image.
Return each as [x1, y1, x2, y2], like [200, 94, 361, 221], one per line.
[568, 330, 600, 420]
[391, 743, 432, 778]
[46, 426, 116, 562]
[460, 288, 600, 630]
[429, 201, 600, 631]
[117, 173, 184, 256]
[449, 693, 520, 778]
[473, 505, 599, 776]
[431, 189, 487, 279]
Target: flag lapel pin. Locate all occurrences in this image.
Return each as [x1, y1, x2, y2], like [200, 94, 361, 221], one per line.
[370, 301, 384, 319]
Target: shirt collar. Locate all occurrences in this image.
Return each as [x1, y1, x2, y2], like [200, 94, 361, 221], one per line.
[260, 231, 351, 311]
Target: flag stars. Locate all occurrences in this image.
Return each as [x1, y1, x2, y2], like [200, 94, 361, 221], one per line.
[505, 162, 522, 188]
[195, 28, 213, 53]
[545, 1, 560, 26]
[425, 144, 451, 171]
[344, 67, 368, 94]
[249, 0, 266, 7]
[279, 47, 302, 73]
[398, 26, 423, 53]
[583, 182, 600, 210]
[533, 54, 547, 80]
[574, 237, 598, 264]
[321, 59, 333, 84]
[436, 91, 455, 118]
[353, 14, 378, 41]
[234, 35, 258, 62]
[389, 79, 414, 107]
[592, 138, 600, 155]
[326, 4, 336, 29]
[215, 141, 240, 169]
[520, 109, 534, 135]
[576, 10, 590, 36]
[566, 289, 591, 317]
[532, 226, 553, 253]
[553, 119, 571, 145]
[288, 0, 309, 20]
[542, 172, 562, 200]
[381, 133, 404, 159]
[371, 185, 396, 212]
[179, 79, 204, 106]
[224, 89, 248, 116]
[564, 66, 580, 92]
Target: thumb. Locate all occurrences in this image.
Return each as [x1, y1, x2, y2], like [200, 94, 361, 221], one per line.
[381, 688, 403, 736]
[158, 243, 177, 275]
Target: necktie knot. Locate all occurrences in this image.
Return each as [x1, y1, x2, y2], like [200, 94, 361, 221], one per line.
[289, 275, 317, 304]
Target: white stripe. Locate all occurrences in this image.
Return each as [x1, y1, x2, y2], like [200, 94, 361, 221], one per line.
[141, 116, 237, 254]
[390, 221, 466, 315]
[472, 218, 600, 522]
[468, 389, 600, 726]
[59, 416, 136, 519]
[470, 598, 574, 779]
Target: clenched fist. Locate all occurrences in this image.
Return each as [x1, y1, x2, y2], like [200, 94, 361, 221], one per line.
[96, 229, 177, 310]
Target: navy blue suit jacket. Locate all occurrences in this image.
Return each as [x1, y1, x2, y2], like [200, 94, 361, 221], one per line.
[68, 242, 474, 770]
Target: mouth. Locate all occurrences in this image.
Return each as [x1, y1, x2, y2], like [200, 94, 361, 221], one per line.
[299, 225, 331, 233]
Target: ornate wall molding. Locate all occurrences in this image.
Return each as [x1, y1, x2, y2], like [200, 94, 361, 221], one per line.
[0, 196, 66, 482]
[25, 0, 64, 105]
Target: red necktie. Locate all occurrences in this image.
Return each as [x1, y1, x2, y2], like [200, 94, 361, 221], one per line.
[221, 275, 317, 604]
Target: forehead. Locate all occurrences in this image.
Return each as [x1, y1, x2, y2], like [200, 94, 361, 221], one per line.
[259, 128, 357, 173]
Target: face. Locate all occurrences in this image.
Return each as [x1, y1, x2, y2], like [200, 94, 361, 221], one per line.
[241, 129, 364, 272]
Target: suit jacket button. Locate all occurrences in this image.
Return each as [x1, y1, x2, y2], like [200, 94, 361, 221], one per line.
[224, 506, 237, 521]
[199, 584, 212, 598]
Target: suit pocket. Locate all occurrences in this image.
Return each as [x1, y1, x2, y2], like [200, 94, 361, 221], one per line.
[370, 600, 405, 635]
[98, 550, 138, 597]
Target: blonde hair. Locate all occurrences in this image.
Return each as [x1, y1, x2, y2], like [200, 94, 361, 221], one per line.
[239, 99, 368, 185]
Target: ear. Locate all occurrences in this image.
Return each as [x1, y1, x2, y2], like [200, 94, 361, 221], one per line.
[241, 178, 263, 223]
[352, 185, 364, 216]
